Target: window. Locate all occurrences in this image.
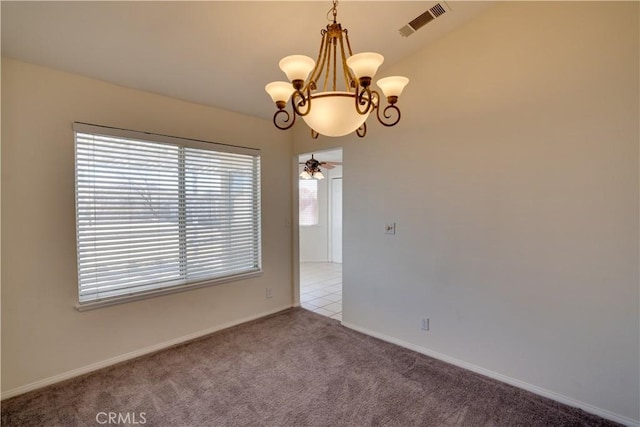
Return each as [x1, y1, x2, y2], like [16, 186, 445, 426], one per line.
[299, 179, 319, 226]
[74, 123, 261, 309]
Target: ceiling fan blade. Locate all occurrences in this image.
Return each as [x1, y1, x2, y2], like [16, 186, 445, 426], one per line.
[327, 161, 343, 166]
[322, 164, 336, 170]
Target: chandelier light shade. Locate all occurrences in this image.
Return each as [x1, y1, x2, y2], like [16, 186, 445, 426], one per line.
[265, 82, 295, 107]
[377, 76, 410, 99]
[279, 55, 316, 82]
[265, 0, 409, 138]
[302, 92, 370, 137]
[346, 52, 384, 80]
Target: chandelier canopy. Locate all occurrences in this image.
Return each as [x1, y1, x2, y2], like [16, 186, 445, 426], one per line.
[265, 0, 409, 138]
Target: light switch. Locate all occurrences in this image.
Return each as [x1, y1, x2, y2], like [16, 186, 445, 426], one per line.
[384, 222, 396, 235]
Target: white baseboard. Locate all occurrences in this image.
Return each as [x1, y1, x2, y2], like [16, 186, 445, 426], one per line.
[2, 305, 292, 401]
[341, 321, 639, 427]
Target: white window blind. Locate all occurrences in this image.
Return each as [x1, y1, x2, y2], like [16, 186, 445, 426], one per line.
[299, 179, 319, 226]
[74, 123, 261, 308]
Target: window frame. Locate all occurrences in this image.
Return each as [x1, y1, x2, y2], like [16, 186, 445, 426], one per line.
[73, 122, 262, 311]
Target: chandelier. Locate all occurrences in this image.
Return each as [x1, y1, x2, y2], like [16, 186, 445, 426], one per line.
[265, 0, 409, 138]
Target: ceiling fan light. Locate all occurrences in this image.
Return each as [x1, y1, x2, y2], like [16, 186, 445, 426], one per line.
[279, 55, 316, 83]
[346, 52, 384, 79]
[376, 76, 409, 98]
[265, 81, 295, 104]
[300, 171, 312, 179]
[314, 171, 325, 180]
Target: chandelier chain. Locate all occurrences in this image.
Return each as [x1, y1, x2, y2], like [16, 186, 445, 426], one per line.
[329, 0, 338, 23]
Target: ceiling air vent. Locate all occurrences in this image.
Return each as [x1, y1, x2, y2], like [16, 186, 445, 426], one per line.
[398, 2, 450, 38]
[429, 3, 447, 18]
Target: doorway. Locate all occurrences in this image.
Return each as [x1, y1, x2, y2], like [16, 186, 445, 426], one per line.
[298, 148, 343, 321]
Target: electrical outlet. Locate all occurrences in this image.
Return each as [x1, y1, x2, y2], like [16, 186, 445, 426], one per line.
[266, 288, 273, 299]
[385, 222, 396, 235]
[421, 317, 430, 331]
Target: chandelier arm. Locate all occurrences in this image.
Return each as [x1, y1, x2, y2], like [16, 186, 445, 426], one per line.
[379, 105, 401, 127]
[273, 108, 296, 130]
[371, 90, 380, 107]
[332, 37, 338, 91]
[355, 86, 374, 115]
[356, 122, 367, 138]
[308, 30, 329, 89]
[292, 88, 312, 117]
[344, 29, 353, 56]
[321, 34, 333, 92]
[373, 89, 402, 127]
[338, 30, 355, 89]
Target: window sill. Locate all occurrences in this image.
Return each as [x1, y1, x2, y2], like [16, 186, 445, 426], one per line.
[75, 270, 263, 312]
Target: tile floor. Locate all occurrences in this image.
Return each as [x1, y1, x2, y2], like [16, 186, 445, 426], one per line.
[300, 262, 342, 321]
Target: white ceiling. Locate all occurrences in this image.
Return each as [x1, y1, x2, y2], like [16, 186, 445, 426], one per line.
[1, 1, 493, 120]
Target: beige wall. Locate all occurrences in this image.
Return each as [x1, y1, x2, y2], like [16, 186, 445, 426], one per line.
[294, 2, 639, 423]
[1, 59, 293, 394]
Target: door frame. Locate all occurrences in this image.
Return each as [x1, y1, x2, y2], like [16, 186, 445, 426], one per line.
[292, 148, 343, 308]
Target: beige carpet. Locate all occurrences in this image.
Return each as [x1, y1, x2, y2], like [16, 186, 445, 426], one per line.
[1, 308, 618, 426]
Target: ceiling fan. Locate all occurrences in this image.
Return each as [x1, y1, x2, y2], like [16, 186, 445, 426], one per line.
[299, 154, 342, 180]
